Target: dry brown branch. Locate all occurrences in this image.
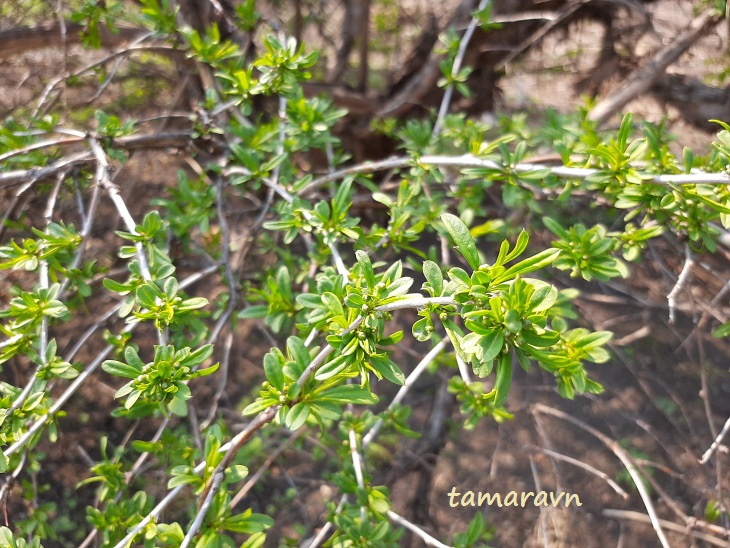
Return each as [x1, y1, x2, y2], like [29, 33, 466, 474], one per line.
[588, 9, 722, 125]
[525, 445, 630, 499]
[328, 0, 358, 83]
[603, 509, 730, 547]
[0, 21, 144, 60]
[533, 404, 672, 548]
[495, 0, 589, 71]
[652, 74, 730, 130]
[357, 0, 371, 92]
[377, 0, 474, 118]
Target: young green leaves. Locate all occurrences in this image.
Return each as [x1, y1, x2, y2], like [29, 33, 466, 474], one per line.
[434, 213, 608, 408]
[102, 345, 219, 416]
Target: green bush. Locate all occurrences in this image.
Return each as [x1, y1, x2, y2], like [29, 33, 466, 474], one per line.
[1, 1, 730, 546]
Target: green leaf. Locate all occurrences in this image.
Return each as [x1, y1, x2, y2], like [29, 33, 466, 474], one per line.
[314, 353, 350, 381]
[504, 230, 529, 263]
[369, 355, 405, 385]
[543, 217, 568, 239]
[356, 250, 376, 289]
[713, 321, 730, 339]
[573, 331, 613, 349]
[195, 363, 219, 376]
[321, 292, 344, 317]
[222, 512, 274, 534]
[441, 213, 480, 270]
[242, 398, 276, 416]
[296, 293, 326, 309]
[103, 278, 132, 294]
[521, 329, 560, 347]
[285, 402, 310, 430]
[102, 359, 141, 379]
[287, 336, 310, 373]
[494, 352, 512, 406]
[333, 178, 353, 216]
[178, 297, 208, 311]
[264, 352, 285, 391]
[136, 283, 160, 308]
[163, 277, 178, 298]
[496, 249, 560, 282]
[180, 344, 215, 367]
[422, 260, 443, 296]
[442, 318, 468, 363]
[318, 385, 378, 405]
[124, 346, 145, 371]
[238, 305, 270, 319]
[480, 331, 504, 362]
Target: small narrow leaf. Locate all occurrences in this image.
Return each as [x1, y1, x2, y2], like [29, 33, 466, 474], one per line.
[264, 352, 285, 391]
[356, 250, 376, 289]
[285, 402, 310, 430]
[103, 360, 142, 379]
[494, 352, 512, 406]
[441, 213, 480, 270]
[504, 230, 529, 263]
[496, 249, 560, 282]
[422, 260, 444, 296]
[318, 385, 378, 404]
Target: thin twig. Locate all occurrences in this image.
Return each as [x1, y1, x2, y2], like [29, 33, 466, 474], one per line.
[348, 426, 368, 524]
[88, 138, 152, 280]
[386, 510, 452, 548]
[533, 404, 671, 548]
[455, 354, 472, 385]
[603, 509, 730, 548]
[528, 456, 550, 548]
[588, 9, 721, 125]
[0, 132, 192, 188]
[363, 338, 449, 447]
[230, 429, 305, 509]
[667, 244, 694, 324]
[113, 405, 279, 548]
[7, 172, 64, 414]
[300, 154, 730, 195]
[60, 173, 102, 297]
[307, 495, 349, 548]
[525, 445, 629, 499]
[700, 415, 730, 464]
[180, 470, 225, 548]
[34, 43, 175, 118]
[200, 175, 239, 429]
[122, 296, 457, 547]
[433, 0, 490, 136]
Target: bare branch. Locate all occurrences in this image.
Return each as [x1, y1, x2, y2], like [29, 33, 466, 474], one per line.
[588, 9, 722, 126]
[603, 509, 730, 548]
[534, 404, 671, 548]
[700, 415, 730, 464]
[0, 21, 144, 60]
[667, 244, 694, 325]
[525, 445, 629, 499]
[387, 510, 452, 548]
[433, 0, 490, 136]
